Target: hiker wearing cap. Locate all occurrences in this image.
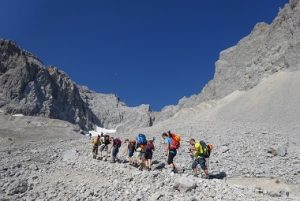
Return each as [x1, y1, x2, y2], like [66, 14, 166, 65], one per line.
[189, 138, 213, 178]
[162, 131, 181, 172]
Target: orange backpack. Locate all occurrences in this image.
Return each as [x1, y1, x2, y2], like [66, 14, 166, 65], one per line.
[169, 133, 181, 150]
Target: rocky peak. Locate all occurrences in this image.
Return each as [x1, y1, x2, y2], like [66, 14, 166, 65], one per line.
[0, 39, 153, 130]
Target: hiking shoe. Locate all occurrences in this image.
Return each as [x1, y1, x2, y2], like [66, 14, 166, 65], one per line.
[172, 168, 178, 173]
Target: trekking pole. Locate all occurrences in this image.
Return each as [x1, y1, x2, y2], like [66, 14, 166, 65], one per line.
[207, 158, 209, 170]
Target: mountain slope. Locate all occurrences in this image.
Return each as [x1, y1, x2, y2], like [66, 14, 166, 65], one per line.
[156, 0, 300, 122]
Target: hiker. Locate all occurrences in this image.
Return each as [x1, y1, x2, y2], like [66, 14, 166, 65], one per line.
[162, 131, 181, 172]
[110, 137, 122, 163]
[89, 133, 92, 140]
[144, 140, 155, 171]
[124, 139, 136, 165]
[99, 134, 110, 161]
[92, 134, 101, 159]
[189, 138, 213, 178]
[135, 134, 147, 169]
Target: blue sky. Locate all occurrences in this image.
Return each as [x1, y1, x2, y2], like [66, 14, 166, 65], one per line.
[0, 0, 287, 111]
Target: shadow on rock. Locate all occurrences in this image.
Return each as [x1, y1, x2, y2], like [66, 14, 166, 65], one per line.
[208, 172, 227, 179]
[153, 162, 165, 170]
[152, 160, 160, 165]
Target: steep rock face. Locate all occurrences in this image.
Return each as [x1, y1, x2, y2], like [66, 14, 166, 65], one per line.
[0, 39, 153, 130]
[0, 39, 99, 129]
[156, 0, 300, 122]
[79, 86, 154, 130]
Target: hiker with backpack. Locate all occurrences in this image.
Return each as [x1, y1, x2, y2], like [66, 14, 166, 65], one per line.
[124, 139, 136, 165]
[161, 131, 181, 173]
[135, 134, 147, 169]
[99, 134, 110, 161]
[92, 134, 101, 159]
[189, 138, 213, 178]
[110, 137, 122, 163]
[145, 139, 155, 171]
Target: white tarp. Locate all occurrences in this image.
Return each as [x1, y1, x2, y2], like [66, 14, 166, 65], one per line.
[88, 126, 116, 136]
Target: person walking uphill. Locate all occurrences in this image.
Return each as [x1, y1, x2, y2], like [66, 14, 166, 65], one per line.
[110, 138, 122, 163]
[99, 134, 110, 161]
[162, 131, 181, 173]
[92, 134, 101, 159]
[189, 138, 213, 178]
[145, 140, 155, 171]
[124, 139, 136, 165]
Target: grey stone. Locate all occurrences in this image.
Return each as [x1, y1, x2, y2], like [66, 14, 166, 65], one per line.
[277, 145, 287, 157]
[7, 179, 28, 195]
[149, 192, 163, 201]
[29, 164, 39, 171]
[174, 177, 197, 192]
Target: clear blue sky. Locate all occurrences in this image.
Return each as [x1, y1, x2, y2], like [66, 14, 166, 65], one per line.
[0, 0, 287, 111]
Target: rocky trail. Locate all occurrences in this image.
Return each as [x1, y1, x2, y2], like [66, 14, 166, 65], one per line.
[0, 114, 299, 201]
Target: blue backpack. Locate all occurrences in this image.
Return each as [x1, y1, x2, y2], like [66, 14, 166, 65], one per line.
[136, 134, 147, 145]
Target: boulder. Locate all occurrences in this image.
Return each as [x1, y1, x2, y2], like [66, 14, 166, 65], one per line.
[174, 177, 197, 192]
[7, 179, 28, 195]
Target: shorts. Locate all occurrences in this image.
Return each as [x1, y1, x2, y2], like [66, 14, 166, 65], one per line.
[192, 157, 207, 170]
[145, 152, 153, 160]
[136, 151, 145, 159]
[167, 150, 177, 165]
[128, 150, 134, 157]
[99, 144, 108, 152]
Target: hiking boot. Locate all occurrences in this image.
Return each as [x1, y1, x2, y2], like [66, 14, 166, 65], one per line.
[172, 168, 178, 173]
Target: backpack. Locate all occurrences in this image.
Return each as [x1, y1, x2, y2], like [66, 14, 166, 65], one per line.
[145, 143, 154, 152]
[92, 137, 100, 145]
[169, 133, 181, 150]
[113, 138, 122, 148]
[136, 134, 147, 145]
[198, 141, 213, 158]
[103, 135, 110, 145]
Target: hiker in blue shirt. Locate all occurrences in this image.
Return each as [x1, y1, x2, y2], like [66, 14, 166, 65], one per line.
[162, 132, 177, 172]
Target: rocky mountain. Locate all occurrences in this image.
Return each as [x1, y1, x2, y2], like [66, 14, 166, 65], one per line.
[0, 40, 153, 130]
[155, 0, 300, 122]
[79, 86, 154, 130]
